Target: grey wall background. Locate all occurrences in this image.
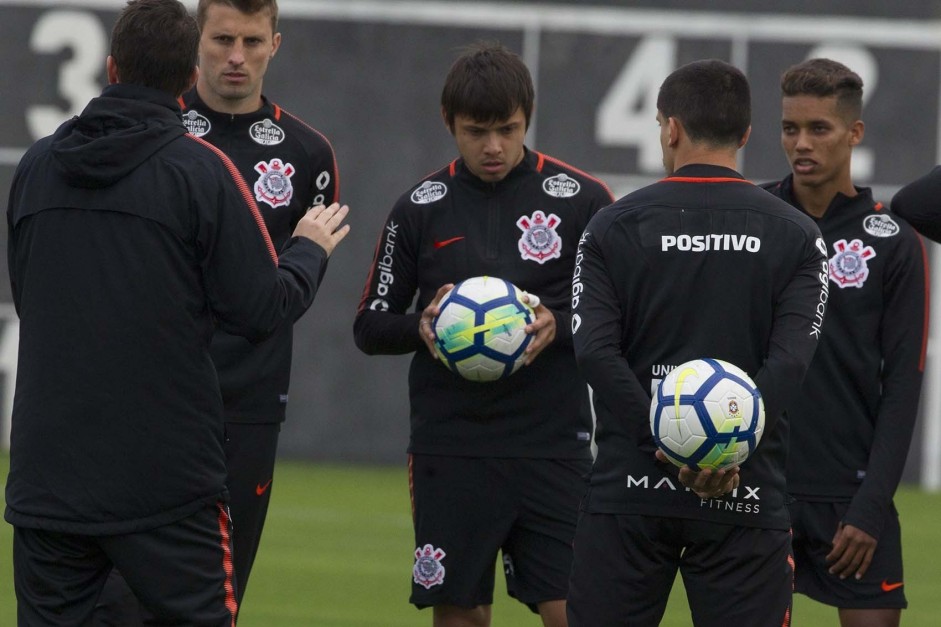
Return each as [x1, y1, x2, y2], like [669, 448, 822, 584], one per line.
[2, 0, 941, 484]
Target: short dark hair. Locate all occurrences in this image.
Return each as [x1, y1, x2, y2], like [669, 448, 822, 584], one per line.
[657, 59, 751, 147]
[780, 58, 863, 122]
[110, 0, 199, 96]
[441, 42, 535, 130]
[196, 0, 279, 33]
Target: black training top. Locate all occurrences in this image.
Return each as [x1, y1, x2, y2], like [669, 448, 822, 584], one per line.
[574, 164, 827, 531]
[181, 89, 340, 424]
[766, 176, 928, 541]
[354, 149, 614, 459]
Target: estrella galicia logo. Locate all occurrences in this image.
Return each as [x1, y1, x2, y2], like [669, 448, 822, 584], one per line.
[542, 173, 581, 198]
[862, 214, 899, 238]
[182, 110, 210, 137]
[411, 181, 447, 205]
[249, 119, 285, 146]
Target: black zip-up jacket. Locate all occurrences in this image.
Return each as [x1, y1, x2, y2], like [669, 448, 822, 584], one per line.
[891, 165, 941, 242]
[354, 149, 613, 459]
[181, 89, 340, 424]
[573, 165, 827, 530]
[5, 84, 327, 534]
[766, 176, 928, 540]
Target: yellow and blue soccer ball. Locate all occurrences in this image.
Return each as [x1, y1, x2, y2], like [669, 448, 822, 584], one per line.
[650, 358, 765, 470]
[432, 276, 534, 382]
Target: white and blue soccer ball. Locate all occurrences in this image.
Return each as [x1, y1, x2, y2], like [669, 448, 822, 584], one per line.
[650, 358, 765, 470]
[432, 276, 534, 382]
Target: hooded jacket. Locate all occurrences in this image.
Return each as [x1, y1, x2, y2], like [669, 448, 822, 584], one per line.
[5, 83, 327, 534]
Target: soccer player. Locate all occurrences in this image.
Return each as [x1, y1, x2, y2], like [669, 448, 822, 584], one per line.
[94, 0, 341, 620]
[762, 58, 928, 627]
[183, 0, 339, 601]
[4, 0, 349, 624]
[566, 59, 828, 626]
[354, 42, 613, 627]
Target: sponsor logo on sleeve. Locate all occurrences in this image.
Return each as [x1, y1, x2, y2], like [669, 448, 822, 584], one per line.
[249, 119, 285, 146]
[253, 159, 295, 208]
[863, 214, 899, 237]
[829, 238, 876, 288]
[572, 231, 588, 312]
[375, 222, 399, 297]
[182, 110, 211, 137]
[517, 210, 562, 263]
[413, 544, 446, 589]
[542, 173, 581, 198]
[411, 181, 447, 204]
[816, 237, 828, 256]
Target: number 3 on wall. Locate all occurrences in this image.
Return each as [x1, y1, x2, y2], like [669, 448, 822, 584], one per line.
[27, 11, 107, 141]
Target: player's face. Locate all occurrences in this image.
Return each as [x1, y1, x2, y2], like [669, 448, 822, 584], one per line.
[781, 95, 862, 189]
[197, 3, 281, 114]
[449, 108, 527, 183]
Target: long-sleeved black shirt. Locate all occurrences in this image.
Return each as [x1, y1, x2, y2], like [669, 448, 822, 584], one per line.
[767, 176, 928, 540]
[354, 149, 613, 459]
[574, 165, 827, 530]
[181, 89, 340, 424]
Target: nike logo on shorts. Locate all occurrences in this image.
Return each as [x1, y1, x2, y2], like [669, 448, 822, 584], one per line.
[256, 479, 273, 496]
[881, 580, 904, 592]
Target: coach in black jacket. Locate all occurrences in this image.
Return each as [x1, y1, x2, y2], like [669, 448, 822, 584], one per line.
[4, 1, 349, 624]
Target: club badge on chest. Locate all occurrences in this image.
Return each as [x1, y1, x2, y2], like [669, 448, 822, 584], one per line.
[254, 158, 295, 209]
[517, 210, 562, 264]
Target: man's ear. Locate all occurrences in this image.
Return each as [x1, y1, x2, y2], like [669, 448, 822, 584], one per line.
[849, 119, 865, 147]
[106, 55, 119, 85]
[183, 66, 198, 95]
[739, 125, 752, 149]
[441, 107, 454, 135]
[668, 116, 681, 148]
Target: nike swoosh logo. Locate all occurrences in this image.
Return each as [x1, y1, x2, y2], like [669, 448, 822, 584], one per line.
[881, 580, 904, 592]
[434, 236, 465, 249]
[256, 479, 273, 496]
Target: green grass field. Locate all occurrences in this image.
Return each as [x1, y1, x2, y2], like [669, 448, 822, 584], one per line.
[2, 453, 940, 626]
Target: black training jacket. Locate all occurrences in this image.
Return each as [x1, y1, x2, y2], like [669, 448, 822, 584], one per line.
[5, 84, 327, 534]
[574, 164, 827, 530]
[181, 89, 340, 424]
[354, 149, 614, 459]
[766, 176, 928, 540]
[891, 164, 941, 243]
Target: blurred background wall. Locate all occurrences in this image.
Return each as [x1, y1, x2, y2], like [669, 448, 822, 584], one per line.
[2, 0, 941, 487]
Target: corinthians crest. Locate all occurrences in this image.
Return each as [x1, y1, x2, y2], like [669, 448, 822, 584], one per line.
[517, 210, 562, 264]
[413, 544, 446, 589]
[829, 238, 876, 288]
[253, 158, 295, 209]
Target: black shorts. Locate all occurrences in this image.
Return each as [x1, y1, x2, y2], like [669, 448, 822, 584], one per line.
[567, 512, 793, 627]
[13, 501, 237, 626]
[790, 499, 906, 609]
[408, 454, 589, 612]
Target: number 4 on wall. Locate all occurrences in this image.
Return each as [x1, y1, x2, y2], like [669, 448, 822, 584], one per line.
[595, 36, 677, 174]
